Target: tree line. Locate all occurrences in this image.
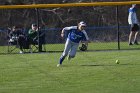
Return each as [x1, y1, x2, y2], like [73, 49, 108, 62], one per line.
[0, 0, 136, 28]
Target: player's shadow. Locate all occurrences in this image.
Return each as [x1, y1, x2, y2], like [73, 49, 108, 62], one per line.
[80, 63, 138, 67]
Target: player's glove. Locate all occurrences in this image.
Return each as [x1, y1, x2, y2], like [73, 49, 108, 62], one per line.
[79, 44, 87, 51]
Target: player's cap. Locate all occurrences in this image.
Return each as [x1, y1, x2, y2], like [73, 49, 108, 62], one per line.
[32, 23, 37, 26]
[79, 21, 86, 27]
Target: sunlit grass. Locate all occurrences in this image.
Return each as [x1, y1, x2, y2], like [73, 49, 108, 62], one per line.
[0, 50, 140, 93]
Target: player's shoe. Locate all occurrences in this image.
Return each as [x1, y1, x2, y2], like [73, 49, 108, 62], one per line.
[134, 41, 139, 45]
[67, 55, 71, 61]
[57, 64, 61, 67]
[19, 51, 23, 54]
[128, 42, 133, 45]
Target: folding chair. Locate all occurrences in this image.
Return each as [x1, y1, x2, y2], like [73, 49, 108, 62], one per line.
[19, 36, 31, 53]
[8, 35, 31, 53]
[31, 43, 39, 52]
[29, 36, 46, 53]
[8, 26, 27, 54]
[8, 37, 19, 53]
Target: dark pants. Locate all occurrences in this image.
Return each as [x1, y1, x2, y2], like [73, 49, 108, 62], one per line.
[28, 37, 43, 52]
[18, 35, 29, 50]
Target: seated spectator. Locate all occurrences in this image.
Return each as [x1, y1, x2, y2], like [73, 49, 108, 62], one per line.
[9, 26, 26, 54]
[28, 23, 45, 52]
[28, 24, 38, 44]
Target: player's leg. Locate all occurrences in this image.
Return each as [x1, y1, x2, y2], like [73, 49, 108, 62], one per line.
[68, 43, 79, 60]
[129, 31, 133, 45]
[133, 24, 139, 45]
[18, 35, 25, 53]
[134, 31, 139, 45]
[58, 39, 72, 65]
[129, 24, 136, 45]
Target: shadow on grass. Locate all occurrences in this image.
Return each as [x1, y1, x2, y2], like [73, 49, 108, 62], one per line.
[80, 63, 138, 67]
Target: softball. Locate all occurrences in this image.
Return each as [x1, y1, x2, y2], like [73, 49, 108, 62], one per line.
[116, 60, 120, 64]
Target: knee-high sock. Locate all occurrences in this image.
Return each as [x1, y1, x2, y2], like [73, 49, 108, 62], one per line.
[59, 56, 65, 64]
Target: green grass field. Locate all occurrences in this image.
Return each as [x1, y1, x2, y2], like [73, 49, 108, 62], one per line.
[0, 49, 140, 93]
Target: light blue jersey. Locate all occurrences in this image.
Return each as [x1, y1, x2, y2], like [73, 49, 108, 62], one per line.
[128, 6, 139, 24]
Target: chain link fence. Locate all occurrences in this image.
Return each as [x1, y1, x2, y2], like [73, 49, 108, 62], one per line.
[0, 25, 140, 54]
[0, 5, 140, 54]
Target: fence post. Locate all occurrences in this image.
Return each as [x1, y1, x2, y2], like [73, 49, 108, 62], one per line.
[116, 6, 120, 50]
[35, 8, 42, 52]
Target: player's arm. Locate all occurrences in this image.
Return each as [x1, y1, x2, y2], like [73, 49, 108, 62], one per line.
[81, 40, 88, 47]
[129, 8, 134, 25]
[61, 28, 65, 38]
[79, 38, 88, 51]
[130, 12, 134, 25]
[61, 26, 76, 38]
[82, 30, 90, 46]
[80, 38, 88, 47]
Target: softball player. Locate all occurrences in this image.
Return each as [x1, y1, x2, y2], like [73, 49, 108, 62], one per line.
[57, 21, 89, 67]
[128, 4, 139, 45]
